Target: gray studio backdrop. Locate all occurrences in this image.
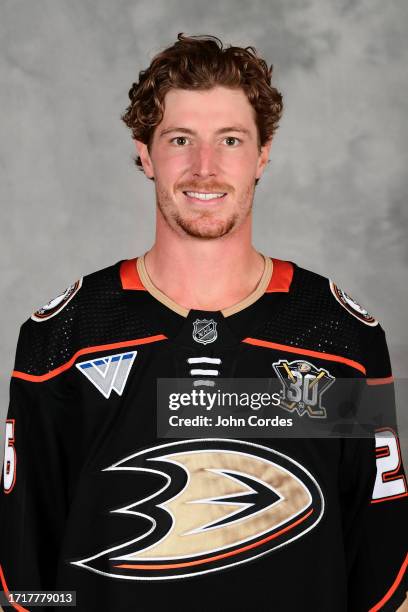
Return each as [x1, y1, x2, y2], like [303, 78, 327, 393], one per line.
[1, 1, 407, 470]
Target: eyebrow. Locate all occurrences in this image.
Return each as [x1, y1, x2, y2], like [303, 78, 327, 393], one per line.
[159, 126, 252, 138]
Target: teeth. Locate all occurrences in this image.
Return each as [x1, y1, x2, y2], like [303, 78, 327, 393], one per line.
[185, 191, 225, 200]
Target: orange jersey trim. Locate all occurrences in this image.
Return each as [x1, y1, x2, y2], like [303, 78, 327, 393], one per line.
[242, 337, 366, 375]
[366, 376, 395, 386]
[120, 258, 145, 290]
[114, 507, 313, 571]
[0, 564, 30, 611]
[12, 335, 167, 382]
[369, 552, 408, 611]
[266, 259, 294, 293]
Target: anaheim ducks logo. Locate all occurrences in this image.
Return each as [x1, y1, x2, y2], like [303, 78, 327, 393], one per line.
[72, 439, 324, 580]
[329, 280, 378, 326]
[31, 278, 82, 322]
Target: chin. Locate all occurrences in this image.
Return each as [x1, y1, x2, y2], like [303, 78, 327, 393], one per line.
[175, 215, 237, 239]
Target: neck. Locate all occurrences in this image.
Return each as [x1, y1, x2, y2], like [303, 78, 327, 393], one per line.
[144, 215, 265, 312]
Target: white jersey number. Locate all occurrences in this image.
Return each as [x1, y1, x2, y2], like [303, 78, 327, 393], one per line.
[3, 419, 16, 493]
[372, 428, 407, 502]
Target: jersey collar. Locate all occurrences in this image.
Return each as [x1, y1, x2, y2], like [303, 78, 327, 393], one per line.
[120, 253, 294, 318]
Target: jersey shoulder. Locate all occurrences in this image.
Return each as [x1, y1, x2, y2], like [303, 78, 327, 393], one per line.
[295, 261, 391, 378]
[14, 258, 157, 377]
[266, 259, 391, 378]
[29, 259, 122, 324]
[290, 260, 380, 326]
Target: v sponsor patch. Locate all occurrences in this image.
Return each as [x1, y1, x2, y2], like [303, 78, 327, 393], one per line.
[76, 351, 137, 399]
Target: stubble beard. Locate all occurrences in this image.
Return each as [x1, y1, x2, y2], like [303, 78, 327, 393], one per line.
[155, 182, 255, 240]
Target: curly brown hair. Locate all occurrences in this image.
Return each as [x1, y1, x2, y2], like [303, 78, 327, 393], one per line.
[121, 33, 283, 183]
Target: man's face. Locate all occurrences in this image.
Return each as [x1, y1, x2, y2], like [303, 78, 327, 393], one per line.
[136, 86, 271, 239]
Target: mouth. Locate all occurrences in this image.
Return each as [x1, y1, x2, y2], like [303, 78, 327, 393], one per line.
[183, 191, 227, 203]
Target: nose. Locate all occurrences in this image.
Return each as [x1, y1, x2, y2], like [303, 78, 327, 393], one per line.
[190, 143, 218, 178]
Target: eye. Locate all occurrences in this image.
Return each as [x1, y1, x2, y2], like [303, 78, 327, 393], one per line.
[223, 136, 241, 146]
[170, 136, 190, 146]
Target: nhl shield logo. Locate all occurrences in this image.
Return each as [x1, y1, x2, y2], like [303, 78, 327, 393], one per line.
[192, 319, 218, 345]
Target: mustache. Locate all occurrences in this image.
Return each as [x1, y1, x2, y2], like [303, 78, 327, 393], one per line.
[178, 183, 232, 193]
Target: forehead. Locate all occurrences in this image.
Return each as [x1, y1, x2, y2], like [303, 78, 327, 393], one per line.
[159, 86, 257, 129]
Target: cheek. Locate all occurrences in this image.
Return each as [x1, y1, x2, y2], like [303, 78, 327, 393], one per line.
[153, 150, 189, 180]
[226, 153, 258, 183]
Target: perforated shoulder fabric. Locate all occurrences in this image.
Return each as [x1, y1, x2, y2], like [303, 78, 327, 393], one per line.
[15, 261, 162, 376]
[253, 264, 383, 372]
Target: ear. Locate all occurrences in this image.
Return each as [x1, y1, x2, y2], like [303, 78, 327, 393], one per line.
[134, 139, 154, 178]
[255, 139, 273, 180]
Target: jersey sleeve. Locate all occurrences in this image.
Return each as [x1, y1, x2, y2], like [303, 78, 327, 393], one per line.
[0, 319, 72, 600]
[346, 324, 408, 611]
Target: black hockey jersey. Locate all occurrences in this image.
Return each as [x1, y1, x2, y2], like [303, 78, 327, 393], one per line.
[1, 255, 407, 612]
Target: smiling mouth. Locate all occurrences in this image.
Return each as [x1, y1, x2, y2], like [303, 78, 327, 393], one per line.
[183, 191, 227, 202]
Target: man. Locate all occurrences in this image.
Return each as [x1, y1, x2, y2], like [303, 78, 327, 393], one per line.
[1, 33, 407, 611]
